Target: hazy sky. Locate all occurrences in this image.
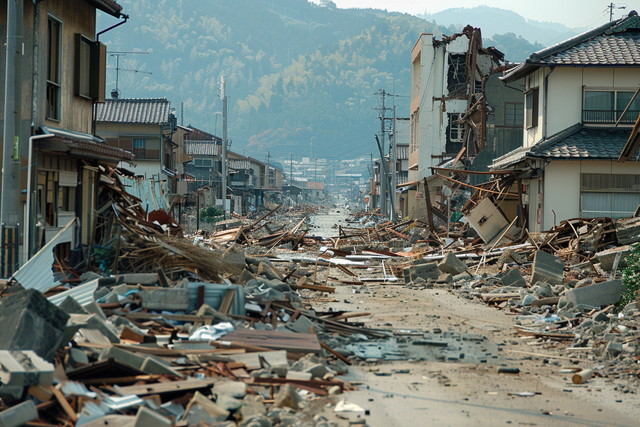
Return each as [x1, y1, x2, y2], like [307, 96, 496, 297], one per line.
[313, 1, 636, 28]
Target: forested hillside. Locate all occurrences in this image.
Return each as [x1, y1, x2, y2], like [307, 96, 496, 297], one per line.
[99, 0, 546, 159]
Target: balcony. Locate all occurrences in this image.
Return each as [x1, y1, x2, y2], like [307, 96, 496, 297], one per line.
[582, 109, 640, 125]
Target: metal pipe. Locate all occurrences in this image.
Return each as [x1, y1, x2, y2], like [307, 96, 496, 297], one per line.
[96, 13, 129, 42]
[25, 133, 54, 262]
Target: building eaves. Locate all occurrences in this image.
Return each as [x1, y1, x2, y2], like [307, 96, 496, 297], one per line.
[94, 98, 171, 125]
[87, 0, 124, 18]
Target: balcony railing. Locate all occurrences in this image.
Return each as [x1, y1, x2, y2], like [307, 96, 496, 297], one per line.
[582, 109, 640, 124]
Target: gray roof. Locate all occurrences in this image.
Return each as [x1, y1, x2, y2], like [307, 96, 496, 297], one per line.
[503, 12, 640, 82]
[95, 98, 171, 124]
[491, 124, 633, 168]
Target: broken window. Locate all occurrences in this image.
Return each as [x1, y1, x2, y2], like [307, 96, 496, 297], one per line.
[448, 113, 464, 143]
[504, 102, 524, 127]
[525, 88, 539, 129]
[47, 16, 62, 120]
[446, 113, 464, 154]
[447, 54, 467, 96]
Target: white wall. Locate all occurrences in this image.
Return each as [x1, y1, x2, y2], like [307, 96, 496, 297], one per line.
[541, 160, 640, 229]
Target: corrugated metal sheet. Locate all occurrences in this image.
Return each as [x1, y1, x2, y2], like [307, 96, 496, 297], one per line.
[13, 219, 76, 293]
[229, 159, 250, 169]
[185, 141, 221, 156]
[48, 279, 100, 306]
[119, 176, 170, 211]
[95, 98, 170, 124]
[186, 282, 245, 316]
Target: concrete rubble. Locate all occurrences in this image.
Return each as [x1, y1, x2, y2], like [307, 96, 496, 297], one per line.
[0, 170, 639, 425]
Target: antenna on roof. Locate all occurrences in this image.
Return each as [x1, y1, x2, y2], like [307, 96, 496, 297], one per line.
[107, 51, 152, 98]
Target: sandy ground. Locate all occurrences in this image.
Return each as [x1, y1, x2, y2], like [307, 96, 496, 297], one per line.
[302, 208, 639, 427]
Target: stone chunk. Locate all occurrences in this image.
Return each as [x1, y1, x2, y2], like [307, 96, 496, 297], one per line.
[214, 380, 248, 399]
[134, 406, 172, 427]
[273, 384, 303, 411]
[0, 400, 38, 427]
[501, 268, 527, 287]
[531, 250, 564, 286]
[403, 262, 439, 284]
[438, 253, 467, 275]
[184, 391, 229, 424]
[0, 350, 54, 386]
[139, 288, 190, 311]
[563, 280, 624, 307]
[0, 289, 69, 360]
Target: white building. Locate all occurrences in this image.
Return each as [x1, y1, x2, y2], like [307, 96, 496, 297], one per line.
[492, 11, 640, 232]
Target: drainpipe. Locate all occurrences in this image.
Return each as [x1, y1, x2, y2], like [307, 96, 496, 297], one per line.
[542, 67, 555, 139]
[96, 13, 129, 42]
[25, 133, 54, 262]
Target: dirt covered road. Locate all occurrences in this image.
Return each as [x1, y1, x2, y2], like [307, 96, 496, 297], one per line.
[306, 208, 639, 427]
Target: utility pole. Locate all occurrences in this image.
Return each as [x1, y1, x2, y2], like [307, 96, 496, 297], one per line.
[375, 89, 392, 217]
[1, 0, 24, 277]
[220, 75, 229, 216]
[265, 152, 271, 188]
[390, 106, 398, 221]
[606, 2, 626, 21]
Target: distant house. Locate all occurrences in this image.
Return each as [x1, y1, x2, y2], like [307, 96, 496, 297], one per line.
[95, 97, 178, 203]
[0, 0, 131, 274]
[307, 181, 325, 202]
[492, 12, 640, 232]
[183, 127, 223, 196]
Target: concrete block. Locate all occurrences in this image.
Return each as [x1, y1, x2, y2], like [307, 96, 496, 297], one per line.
[438, 253, 467, 275]
[214, 380, 247, 399]
[0, 350, 54, 386]
[501, 268, 527, 287]
[287, 315, 317, 334]
[273, 384, 302, 411]
[69, 313, 120, 343]
[139, 288, 190, 311]
[563, 280, 624, 307]
[0, 400, 38, 427]
[100, 346, 146, 370]
[140, 357, 182, 377]
[531, 250, 564, 286]
[595, 245, 632, 271]
[134, 406, 172, 427]
[286, 371, 313, 380]
[115, 273, 160, 286]
[184, 391, 229, 424]
[403, 262, 439, 284]
[0, 289, 69, 360]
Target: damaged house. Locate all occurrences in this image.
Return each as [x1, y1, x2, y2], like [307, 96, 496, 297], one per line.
[0, 0, 131, 275]
[491, 11, 640, 232]
[405, 26, 523, 221]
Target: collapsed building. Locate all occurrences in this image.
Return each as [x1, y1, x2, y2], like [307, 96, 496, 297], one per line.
[401, 26, 524, 221]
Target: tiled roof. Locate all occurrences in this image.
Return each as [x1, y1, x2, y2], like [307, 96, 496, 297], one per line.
[503, 12, 640, 82]
[543, 33, 640, 65]
[491, 124, 633, 168]
[95, 98, 171, 124]
[185, 128, 221, 142]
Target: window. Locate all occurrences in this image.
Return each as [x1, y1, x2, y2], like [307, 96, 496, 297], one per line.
[193, 158, 214, 168]
[75, 34, 107, 101]
[525, 88, 539, 129]
[448, 113, 464, 143]
[504, 102, 524, 127]
[133, 138, 146, 159]
[583, 90, 640, 124]
[47, 17, 61, 120]
[581, 173, 640, 219]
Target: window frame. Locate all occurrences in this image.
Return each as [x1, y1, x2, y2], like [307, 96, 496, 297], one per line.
[46, 15, 62, 121]
[504, 102, 524, 127]
[448, 113, 464, 143]
[525, 88, 539, 129]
